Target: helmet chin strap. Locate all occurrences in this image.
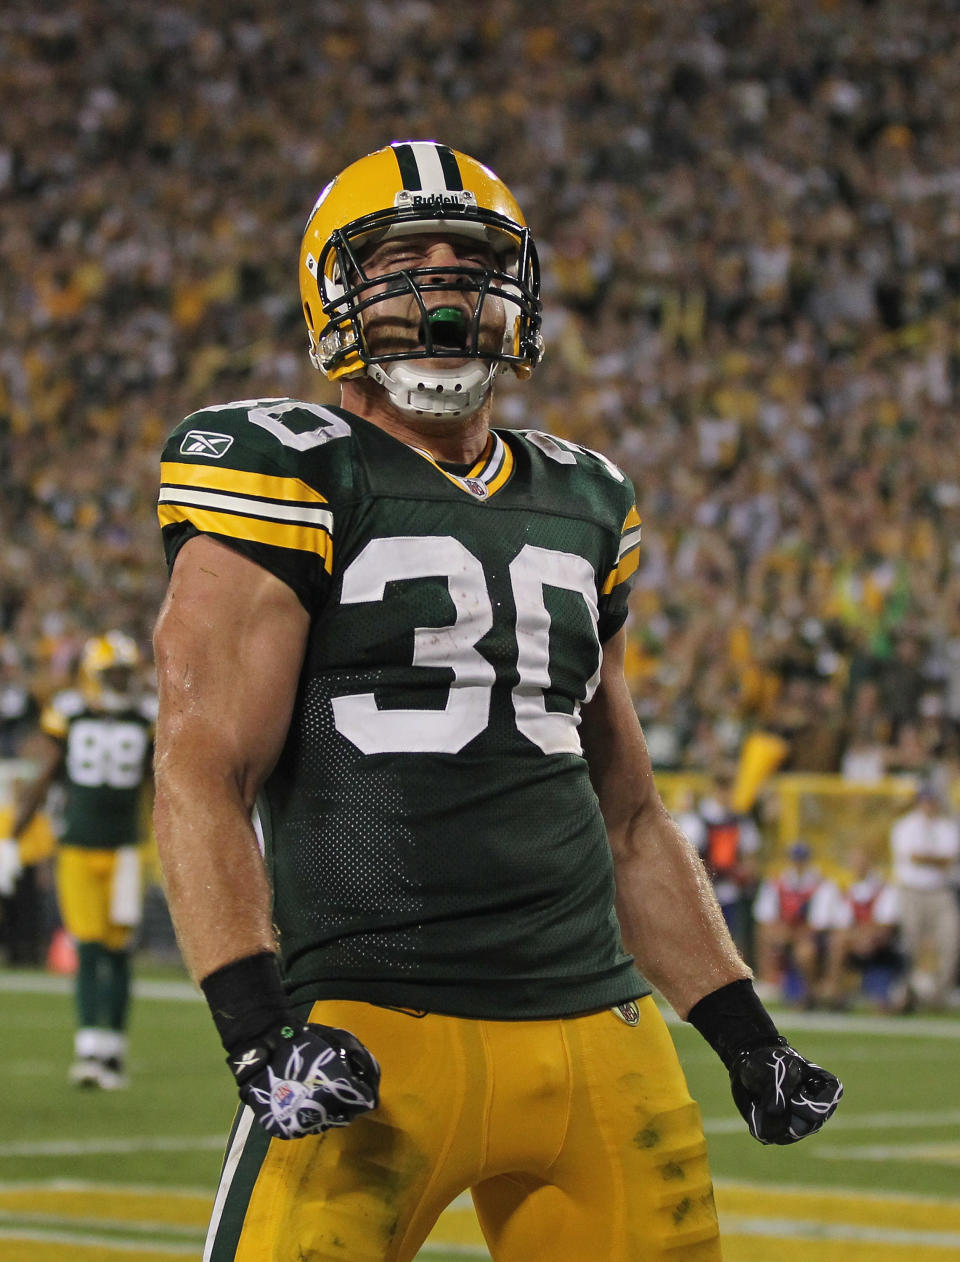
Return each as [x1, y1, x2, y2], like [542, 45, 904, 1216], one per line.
[367, 359, 499, 419]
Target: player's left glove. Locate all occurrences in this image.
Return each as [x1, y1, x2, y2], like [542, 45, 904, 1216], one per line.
[728, 1038, 842, 1144]
[688, 978, 842, 1146]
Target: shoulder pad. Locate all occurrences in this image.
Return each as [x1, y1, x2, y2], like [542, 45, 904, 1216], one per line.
[518, 430, 626, 483]
[50, 688, 86, 719]
[167, 399, 352, 467]
[40, 688, 84, 739]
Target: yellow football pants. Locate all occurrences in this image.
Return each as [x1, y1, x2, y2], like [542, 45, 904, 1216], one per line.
[208, 996, 721, 1261]
[56, 846, 137, 951]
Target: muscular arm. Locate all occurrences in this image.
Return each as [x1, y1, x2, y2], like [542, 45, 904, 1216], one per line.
[152, 536, 310, 982]
[580, 627, 750, 1018]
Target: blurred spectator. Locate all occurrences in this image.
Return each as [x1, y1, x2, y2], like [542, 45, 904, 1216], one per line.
[753, 841, 833, 1005]
[819, 846, 903, 1010]
[683, 768, 762, 962]
[0, 640, 38, 757]
[889, 787, 960, 1010]
[840, 679, 893, 783]
[878, 633, 934, 742]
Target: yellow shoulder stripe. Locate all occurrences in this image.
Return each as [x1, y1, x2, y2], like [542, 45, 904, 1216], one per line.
[601, 505, 642, 594]
[161, 461, 328, 505]
[158, 504, 333, 572]
[601, 547, 640, 594]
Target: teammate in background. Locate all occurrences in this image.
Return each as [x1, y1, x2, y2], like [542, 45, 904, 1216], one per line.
[752, 841, 832, 1004]
[153, 141, 841, 1261]
[0, 632, 155, 1088]
[890, 786, 960, 1010]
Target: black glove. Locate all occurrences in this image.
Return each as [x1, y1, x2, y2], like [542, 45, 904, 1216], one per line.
[201, 951, 380, 1140]
[688, 978, 842, 1146]
[227, 1020, 380, 1140]
[728, 1038, 842, 1145]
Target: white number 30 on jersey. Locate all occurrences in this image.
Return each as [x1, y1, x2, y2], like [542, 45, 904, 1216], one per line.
[331, 537, 601, 756]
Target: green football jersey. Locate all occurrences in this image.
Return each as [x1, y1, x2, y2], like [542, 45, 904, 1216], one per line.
[41, 690, 156, 848]
[159, 398, 649, 1018]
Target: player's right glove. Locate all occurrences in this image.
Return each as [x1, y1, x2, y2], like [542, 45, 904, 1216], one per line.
[688, 978, 842, 1146]
[201, 951, 380, 1141]
[0, 838, 23, 897]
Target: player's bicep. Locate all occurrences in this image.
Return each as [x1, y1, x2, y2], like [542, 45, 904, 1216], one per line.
[153, 535, 309, 807]
[579, 627, 661, 851]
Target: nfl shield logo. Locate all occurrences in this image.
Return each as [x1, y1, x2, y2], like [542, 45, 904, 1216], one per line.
[463, 478, 488, 499]
[273, 1082, 296, 1108]
[613, 1000, 641, 1026]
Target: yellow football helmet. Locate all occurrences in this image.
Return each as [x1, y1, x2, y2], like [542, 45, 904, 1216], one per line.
[299, 140, 543, 418]
[79, 631, 141, 712]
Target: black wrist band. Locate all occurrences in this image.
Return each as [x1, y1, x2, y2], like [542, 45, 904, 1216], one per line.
[686, 978, 784, 1071]
[200, 951, 293, 1053]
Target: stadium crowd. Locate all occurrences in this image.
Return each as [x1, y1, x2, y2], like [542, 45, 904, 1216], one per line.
[2, 0, 960, 799]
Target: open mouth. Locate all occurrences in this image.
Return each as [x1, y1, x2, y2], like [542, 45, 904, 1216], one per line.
[421, 306, 470, 352]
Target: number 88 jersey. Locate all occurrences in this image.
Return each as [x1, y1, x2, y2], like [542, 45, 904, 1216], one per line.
[159, 398, 648, 1019]
[40, 691, 156, 848]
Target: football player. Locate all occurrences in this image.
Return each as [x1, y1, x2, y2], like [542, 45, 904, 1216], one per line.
[2, 631, 156, 1088]
[153, 142, 842, 1261]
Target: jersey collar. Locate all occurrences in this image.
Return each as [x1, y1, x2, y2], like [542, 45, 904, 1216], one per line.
[409, 431, 514, 501]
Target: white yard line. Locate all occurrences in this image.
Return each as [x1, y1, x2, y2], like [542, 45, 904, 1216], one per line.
[0, 1136, 225, 1158]
[0, 1225, 199, 1254]
[721, 1214, 960, 1247]
[0, 971, 198, 1001]
[702, 1107, 960, 1134]
[816, 1142, 960, 1163]
[0, 1209, 202, 1238]
[0, 1178, 213, 1197]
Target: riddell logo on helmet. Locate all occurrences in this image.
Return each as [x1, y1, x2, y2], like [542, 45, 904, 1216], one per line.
[394, 189, 477, 212]
[411, 192, 468, 208]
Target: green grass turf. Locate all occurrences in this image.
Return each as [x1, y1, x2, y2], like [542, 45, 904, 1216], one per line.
[2, 968, 958, 1262]
[2, 971, 234, 1189]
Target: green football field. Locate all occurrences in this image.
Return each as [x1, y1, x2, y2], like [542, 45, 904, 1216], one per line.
[1, 967, 959, 1261]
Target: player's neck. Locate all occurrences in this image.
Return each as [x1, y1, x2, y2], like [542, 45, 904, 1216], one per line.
[338, 378, 493, 464]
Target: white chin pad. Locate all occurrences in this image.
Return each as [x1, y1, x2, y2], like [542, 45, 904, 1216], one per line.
[369, 360, 498, 419]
